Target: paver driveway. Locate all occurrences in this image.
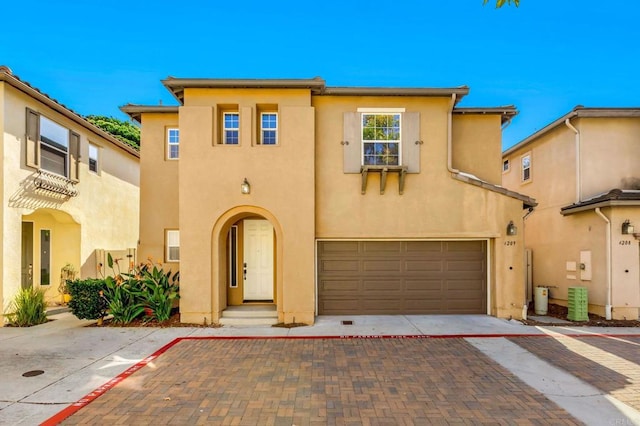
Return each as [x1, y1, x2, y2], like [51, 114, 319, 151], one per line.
[53, 337, 579, 425]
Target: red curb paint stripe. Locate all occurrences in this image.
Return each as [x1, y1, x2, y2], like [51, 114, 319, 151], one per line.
[40, 337, 187, 426]
[40, 332, 640, 425]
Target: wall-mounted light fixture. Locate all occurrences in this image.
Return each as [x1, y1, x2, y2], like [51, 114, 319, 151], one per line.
[506, 220, 517, 236]
[622, 219, 634, 235]
[241, 178, 251, 194]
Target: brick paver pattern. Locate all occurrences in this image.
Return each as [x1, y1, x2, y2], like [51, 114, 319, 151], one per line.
[510, 334, 640, 413]
[60, 337, 579, 425]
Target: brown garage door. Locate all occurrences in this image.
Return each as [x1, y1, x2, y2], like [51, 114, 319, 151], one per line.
[317, 240, 487, 315]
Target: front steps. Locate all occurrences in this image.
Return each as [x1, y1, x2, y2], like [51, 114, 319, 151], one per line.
[219, 305, 278, 326]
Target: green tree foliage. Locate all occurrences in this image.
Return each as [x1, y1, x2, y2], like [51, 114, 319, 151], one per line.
[484, 0, 519, 7]
[85, 115, 140, 150]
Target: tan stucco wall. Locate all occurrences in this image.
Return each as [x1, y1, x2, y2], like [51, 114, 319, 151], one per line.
[0, 82, 5, 318]
[1, 84, 140, 320]
[313, 96, 527, 319]
[137, 112, 179, 270]
[452, 114, 502, 185]
[579, 117, 640, 198]
[174, 89, 316, 324]
[502, 117, 640, 319]
[138, 88, 530, 324]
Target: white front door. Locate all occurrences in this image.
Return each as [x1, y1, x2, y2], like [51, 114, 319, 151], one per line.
[243, 219, 274, 300]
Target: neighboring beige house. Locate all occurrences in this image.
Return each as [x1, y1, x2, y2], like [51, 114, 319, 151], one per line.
[122, 76, 535, 326]
[0, 66, 140, 323]
[502, 107, 640, 320]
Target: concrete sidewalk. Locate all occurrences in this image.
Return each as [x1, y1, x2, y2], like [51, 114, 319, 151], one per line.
[1, 311, 639, 425]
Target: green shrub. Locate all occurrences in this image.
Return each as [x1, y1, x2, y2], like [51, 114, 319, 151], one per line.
[138, 263, 180, 321]
[68, 279, 107, 320]
[103, 276, 145, 324]
[4, 287, 48, 326]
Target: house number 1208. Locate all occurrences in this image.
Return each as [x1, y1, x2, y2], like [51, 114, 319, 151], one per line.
[504, 241, 516, 246]
[619, 241, 632, 246]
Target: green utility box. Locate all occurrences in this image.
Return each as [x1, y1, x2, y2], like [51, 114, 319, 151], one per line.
[567, 287, 589, 321]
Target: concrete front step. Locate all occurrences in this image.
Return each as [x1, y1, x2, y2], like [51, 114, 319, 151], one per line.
[219, 305, 278, 326]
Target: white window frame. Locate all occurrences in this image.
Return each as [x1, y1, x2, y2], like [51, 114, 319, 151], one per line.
[223, 112, 240, 145]
[167, 128, 179, 160]
[361, 112, 402, 166]
[521, 153, 531, 182]
[165, 230, 180, 262]
[88, 143, 99, 174]
[260, 112, 278, 145]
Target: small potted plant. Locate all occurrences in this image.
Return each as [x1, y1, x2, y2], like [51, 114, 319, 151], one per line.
[58, 263, 77, 304]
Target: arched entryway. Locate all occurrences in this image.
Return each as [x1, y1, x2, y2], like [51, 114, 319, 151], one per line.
[21, 208, 80, 305]
[211, 206, 283, 323]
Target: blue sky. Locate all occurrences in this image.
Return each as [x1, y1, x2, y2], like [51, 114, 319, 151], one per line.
[2, 0, 638, 149]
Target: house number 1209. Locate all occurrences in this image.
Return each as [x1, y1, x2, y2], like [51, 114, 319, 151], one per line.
[619, 241, 632, 246]
[504, 241, 516, 246]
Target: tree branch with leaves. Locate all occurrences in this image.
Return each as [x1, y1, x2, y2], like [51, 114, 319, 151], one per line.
[484, 0, 519, 7]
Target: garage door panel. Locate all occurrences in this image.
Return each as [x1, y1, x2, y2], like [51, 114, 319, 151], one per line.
[317, 241, 486, 315]
[319, 259, 360, 273]
[318, 241, 360, 255]
[405, 260, 444, 272]
[363, 260, 402, 272]
[319, 279, 360, 291]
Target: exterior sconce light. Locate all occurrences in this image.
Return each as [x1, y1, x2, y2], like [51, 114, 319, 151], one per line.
[622, 220, 634, 235]
[506, 221, 517, 236]
[241, 178, 251, 194]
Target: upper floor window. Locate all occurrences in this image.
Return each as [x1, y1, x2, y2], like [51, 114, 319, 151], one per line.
[521, 154, 531, 182]
[502, 159, 510, 173]
[362, 113, 401, 166]
[223, 112, 239, 145]
[260, 113, 278, 145]
[88, 143, 99, 173]
[167, 128, 179, 159]
[166, 230, 180, 262]
[26, 108, 80, 181]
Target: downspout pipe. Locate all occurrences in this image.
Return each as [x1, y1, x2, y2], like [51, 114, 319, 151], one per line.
[565, 118, 581, 203]
[595, 207, 612, 320]
[447, 94, 459, 174]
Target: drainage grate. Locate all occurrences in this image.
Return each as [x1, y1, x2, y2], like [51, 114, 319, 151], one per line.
[22, 370, 44, 377]
[341, 320, 353, 326]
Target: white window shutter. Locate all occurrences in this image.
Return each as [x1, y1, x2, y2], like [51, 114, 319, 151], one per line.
[402, 112, 420, 173]
[25, 108, 40, 169]
[343, 112, 361, 173]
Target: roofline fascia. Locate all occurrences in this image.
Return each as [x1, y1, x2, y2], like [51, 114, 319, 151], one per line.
[561, 200, 640, 216]
[503, 106, 640, 157]
[320, 86, 469, 101]
[120, 104, 180, 124]
[453, 106, 518, 125]
[452, 173, 537, 209]
[0, 71, 139, 157]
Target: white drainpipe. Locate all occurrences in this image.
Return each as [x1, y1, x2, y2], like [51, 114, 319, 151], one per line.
[447, 94, 459, 174]
[595, 207, 612, 320]
[564, 118, 581, 203]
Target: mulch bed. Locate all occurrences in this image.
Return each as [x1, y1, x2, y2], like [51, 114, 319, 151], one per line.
[521, 303, 640, 327]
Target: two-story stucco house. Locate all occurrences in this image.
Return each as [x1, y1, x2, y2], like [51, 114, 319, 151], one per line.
[122, 76, 535, 326]
[502, 107, 640, 320]
[0, 66, 140, 323]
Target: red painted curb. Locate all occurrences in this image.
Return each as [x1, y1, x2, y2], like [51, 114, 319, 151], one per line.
[40, 333, 640, 425]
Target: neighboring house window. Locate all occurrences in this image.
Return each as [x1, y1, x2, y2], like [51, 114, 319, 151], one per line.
[166, 230, 180, 262]
[167, 128, 179, 159]
[521, 154, 531, 182]
[223, 112, 239, 145]
[25, 108, 80, 181]
[502, 159, 510, 173]
[260, 113, 278, 145]
[88, 143, 99, 173]
[362, 113, 401, 166]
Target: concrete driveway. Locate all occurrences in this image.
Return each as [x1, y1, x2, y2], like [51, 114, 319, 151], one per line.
[1, 312, 639, 425]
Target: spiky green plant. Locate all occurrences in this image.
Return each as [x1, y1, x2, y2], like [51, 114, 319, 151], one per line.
[5, 287, 48, 327]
